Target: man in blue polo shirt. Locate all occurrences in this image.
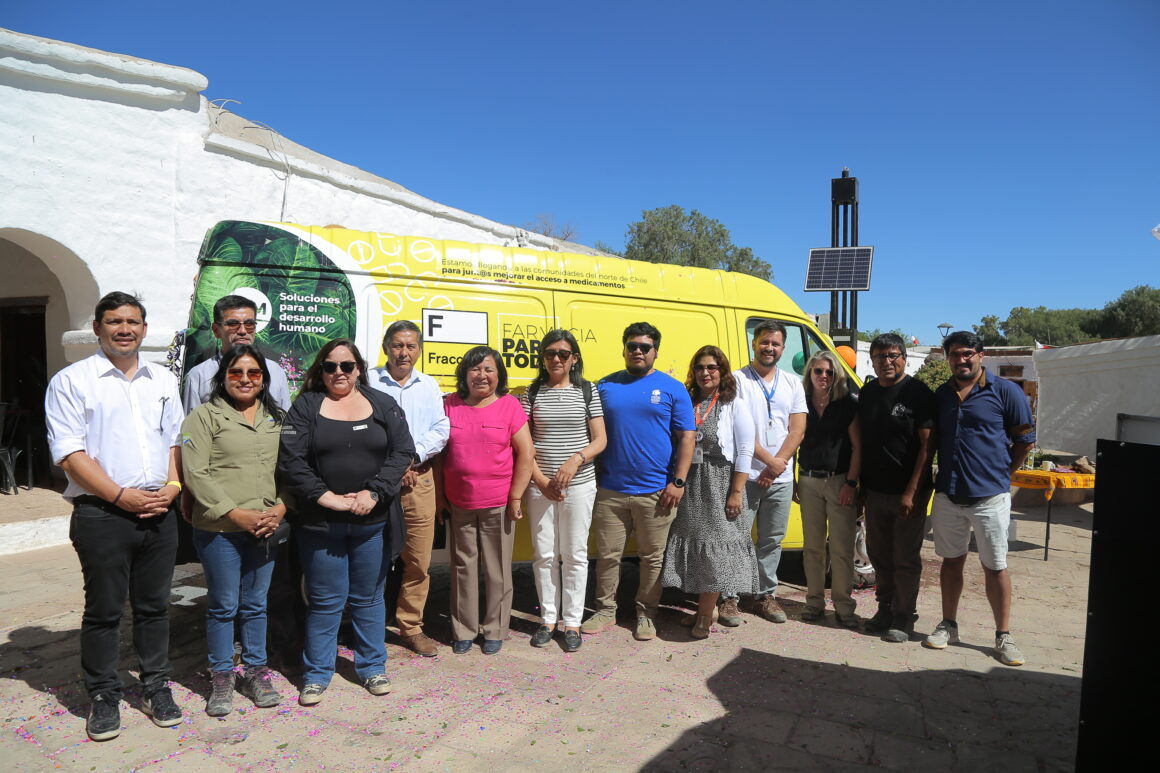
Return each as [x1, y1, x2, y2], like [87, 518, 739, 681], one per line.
[923, 331, 1035, 666]
[581, 322, 696, 641]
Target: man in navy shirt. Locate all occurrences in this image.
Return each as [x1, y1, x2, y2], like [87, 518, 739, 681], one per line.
[923, 332, 1035, 666]
[581, 322, 696, 641]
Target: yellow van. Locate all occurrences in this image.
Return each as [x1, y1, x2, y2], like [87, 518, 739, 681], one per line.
[184, 220, 856, 561]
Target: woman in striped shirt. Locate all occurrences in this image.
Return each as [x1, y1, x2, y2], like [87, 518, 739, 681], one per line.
[520, 330, 607, 652]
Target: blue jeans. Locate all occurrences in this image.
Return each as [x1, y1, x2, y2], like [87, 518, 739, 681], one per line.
[193, 529, 277, 673]
[723, 481, 792, 599]
[296, 522, 388, 685]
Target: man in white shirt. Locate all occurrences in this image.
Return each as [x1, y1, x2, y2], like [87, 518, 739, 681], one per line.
[369, 321, 450, 657]
[45, 292, 185, 741]
[721, 320, 807, 626]
[182, 294, 292, 413]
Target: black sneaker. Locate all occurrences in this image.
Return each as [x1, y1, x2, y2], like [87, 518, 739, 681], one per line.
[863, 604, 893, 633]
[86, 692, 121, 741]
[240, 667, 282, 708]
[142, 685, 183, 728]
[530, 625, 554, 648]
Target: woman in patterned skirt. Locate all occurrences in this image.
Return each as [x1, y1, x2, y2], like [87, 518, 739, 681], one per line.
[661, 345, 759, 639]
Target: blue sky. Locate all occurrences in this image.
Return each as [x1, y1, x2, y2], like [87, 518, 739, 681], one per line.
[8, 1, 1158, 343]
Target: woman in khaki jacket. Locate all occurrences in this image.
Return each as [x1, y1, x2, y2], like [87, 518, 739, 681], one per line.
[181, 344, 286, 717]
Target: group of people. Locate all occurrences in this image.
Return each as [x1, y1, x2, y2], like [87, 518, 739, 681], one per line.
[46, 291, 1035, 744]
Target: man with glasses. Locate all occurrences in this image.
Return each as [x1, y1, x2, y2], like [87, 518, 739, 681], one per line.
[46, 292, 185, 740]
[369, 321, 449, 657]
[722, 320, 807, 625]
[581, 322, 695, 641]
[858, 333, 935, 643]
[182, 295, 292, 412]
[924, 331, 1034, 666]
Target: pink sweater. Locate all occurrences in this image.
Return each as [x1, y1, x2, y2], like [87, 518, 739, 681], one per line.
[442, 394, 528, 509]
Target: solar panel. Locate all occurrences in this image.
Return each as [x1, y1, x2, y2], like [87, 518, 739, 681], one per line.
[803, 247, 874, 291]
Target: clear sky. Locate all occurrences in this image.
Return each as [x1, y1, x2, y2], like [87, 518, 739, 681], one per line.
[8, 0, 1158, 343]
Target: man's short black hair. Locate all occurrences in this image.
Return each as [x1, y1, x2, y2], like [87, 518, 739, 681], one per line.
[622, 322, 661, 348]
[942, 330, 985, 355]
[752, 319, 787, 344]
[870, 332, 907, 356]
[213, 294, 257, 324]
[382, 320, 423, 351]
[94, 291, 146, 322]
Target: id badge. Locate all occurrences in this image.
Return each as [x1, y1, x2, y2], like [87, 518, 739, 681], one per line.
[692, 445, 704, 465]
[765, 422, 778, 447]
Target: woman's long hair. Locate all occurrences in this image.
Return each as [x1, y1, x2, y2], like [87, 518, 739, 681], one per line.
[528, 329, 584, 393]
[802, 350, 849, 401]
[684, 345, 737, 403]
[300, 338, 370, 394]
[211, 344, 285, 422]
[454, 346, 508, 399]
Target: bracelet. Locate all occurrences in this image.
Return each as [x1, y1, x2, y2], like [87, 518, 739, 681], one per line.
[111, 487, 125, 506]
[574, 451, 587, 464]
[166, 480, 183, 491]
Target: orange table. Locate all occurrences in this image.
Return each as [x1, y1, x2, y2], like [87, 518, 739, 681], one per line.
[1011, 470, 1096, 560]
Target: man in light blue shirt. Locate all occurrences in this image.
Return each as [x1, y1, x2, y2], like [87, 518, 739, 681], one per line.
[369, 320, 450, 657]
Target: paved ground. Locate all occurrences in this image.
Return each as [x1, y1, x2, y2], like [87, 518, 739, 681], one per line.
[0, 497, 1089, 771]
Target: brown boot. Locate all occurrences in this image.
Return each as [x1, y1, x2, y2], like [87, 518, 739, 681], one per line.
[755, 595, 788, 623]
[400, 632, 439, 657]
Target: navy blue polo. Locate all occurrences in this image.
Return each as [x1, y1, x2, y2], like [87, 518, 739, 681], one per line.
[935, 368, 1036, 498]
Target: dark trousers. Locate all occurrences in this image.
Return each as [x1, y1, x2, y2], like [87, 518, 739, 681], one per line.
[863, 488, 932, 617]
[69, 501, 178, 698]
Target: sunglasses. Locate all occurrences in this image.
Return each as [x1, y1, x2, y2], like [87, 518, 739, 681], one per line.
[542, 349, 574, 361]
[812, 368, 834, 377]
[322, 360, 358, 374]
[625, 342, 655, 354]
[693, 364, 720, 373]
[221, 319, 258, 330]
[226, 368, 264, 382]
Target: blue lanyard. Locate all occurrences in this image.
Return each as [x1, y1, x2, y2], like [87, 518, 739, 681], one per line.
[749, 366, 780, 421]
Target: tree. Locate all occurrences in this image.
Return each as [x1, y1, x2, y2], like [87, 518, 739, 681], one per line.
[520, 213, 578, 242]
[1099, 285, 1160, 338]
[914, 358, 952, 393]
[621, 205, 772, 281]
[858, 327, 914, 344]
[972, 315, 1007, 346]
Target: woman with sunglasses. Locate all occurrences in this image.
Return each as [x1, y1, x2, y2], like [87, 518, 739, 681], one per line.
[661, 346, 758, 640]
[519, 330, 606, 652]
[278, 338, 414, 705]
[797, 350, 862, 628]
[438, 346, 533, 655]
[181, 344, 287, 716]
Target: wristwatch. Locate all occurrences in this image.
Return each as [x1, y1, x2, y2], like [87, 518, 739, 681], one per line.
[844, 479, 858, 488]
[673, 478, 686, 489]
[368, 491, 380, 501]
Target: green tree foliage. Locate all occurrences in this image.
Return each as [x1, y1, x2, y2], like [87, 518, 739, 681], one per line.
[914, 358, 952, 393]
[858, 327, 914, 344]
[621, 205, 772, 281]
[1000, 306, 1101, 346]
[1099, 285, 1160, 338]
[972, 315, 1006, 346]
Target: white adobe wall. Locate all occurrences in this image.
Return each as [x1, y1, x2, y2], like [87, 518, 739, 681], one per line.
[0, 28, 582, 365]
[1033, 335, 1160, 457]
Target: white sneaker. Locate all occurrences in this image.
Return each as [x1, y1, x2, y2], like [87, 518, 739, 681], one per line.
[923, 620, 960, 649]
[994, 633, 1025, 666]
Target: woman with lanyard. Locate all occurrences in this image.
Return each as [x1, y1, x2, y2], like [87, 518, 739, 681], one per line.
[661, 345, 758, 639]
[796, 350, 862, 628]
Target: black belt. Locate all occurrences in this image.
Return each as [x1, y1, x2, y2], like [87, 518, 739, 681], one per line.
[74, 490, 163, 511]
[800, 469, 839, 478]
[947, 494, 989, 506]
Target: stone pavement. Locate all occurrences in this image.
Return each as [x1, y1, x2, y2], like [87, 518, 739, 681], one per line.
[0, 500, 1089, 771]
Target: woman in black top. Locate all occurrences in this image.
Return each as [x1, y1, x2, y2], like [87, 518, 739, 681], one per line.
[796, 350, 861, 628]
[278, 338, 414, 706]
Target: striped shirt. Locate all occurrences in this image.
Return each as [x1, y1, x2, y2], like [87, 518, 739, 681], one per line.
[519, 383, 603, 485]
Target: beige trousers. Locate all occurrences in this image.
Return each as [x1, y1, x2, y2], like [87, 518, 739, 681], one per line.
[798, 474, 857, 617]
[448, 504, 514, 642]
[395, 468, 436, 636]
[591, 487, 676, 618]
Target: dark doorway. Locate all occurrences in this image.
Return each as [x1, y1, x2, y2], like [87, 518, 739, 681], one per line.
[0, 299, 49, 487]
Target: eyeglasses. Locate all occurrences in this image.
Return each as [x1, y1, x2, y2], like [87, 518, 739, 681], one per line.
[220, 319, 258, 330]
[693, 364, 720, 373]
[948, 350, 980, 361]
[625, 342, 655, 354]
[322, 360, 357, 374]
[812, 368, 834, 377]
[871, 352, 904, 363]
[542, 349, 574, 360]
[226, 368, 264, 382]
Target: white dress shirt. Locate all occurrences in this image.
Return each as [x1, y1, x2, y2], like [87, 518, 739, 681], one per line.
[182, 351, 292, 414]
[733, 365, 807, 484]
[369, 367, 449, 463]
[46, 351, 183, 500]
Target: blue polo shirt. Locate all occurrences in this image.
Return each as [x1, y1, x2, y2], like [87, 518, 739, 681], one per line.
[935, 368, 1036, 498]
[597, 369, 695, 495]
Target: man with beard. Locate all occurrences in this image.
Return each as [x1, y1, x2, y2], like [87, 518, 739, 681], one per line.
[46, 292, 185, 740]
[718, 320, 806, 626]
[581, 322, 695, 641]
[182, 294, 292, 412]
[924, 331, 1034, 666]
